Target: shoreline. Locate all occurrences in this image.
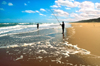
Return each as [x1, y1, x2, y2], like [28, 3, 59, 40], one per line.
[66, 22, 100, 56]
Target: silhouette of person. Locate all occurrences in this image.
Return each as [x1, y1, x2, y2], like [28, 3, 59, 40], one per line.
[37, 23, 39, 29]
[60, 21, 65, 34]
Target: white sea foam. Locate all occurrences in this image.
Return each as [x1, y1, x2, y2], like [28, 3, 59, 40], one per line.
[36, 50, 47, 54]
[36, 56, 43, 59]
[3, 40, 100, 66]
[0, 38, 91, 57]
[0, 23, 71, 37]
[0, 28, 38, 37]
[16, 55, 23, 60]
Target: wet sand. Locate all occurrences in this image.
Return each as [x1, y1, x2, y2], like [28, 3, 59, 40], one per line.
[67, 22, 100, 56]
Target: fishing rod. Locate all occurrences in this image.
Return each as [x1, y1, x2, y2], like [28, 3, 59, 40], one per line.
[49, 8, 61, 24]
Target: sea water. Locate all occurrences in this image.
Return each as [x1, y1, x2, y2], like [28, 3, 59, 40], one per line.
[0, 23, 70, 46]
[0, 23, 100, 66]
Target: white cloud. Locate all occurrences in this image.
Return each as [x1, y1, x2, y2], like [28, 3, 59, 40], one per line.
[95, 3, 100, 9]
[61, 18, 80, 22]
[50, 0, 100, 22]
[39, 13, 43, 15]
[22, 10, 35, 13]
[53, 9, 69, 17]
[79, 1, 94, 9]
[70, 10, 100, 22]
[78, 8, 99, 14]
[50, 5, 60, 8]
[74, 1, 80, 7]
[55, 0, 94, 8]
[2, 1, 14, 6]
[22, 10, 46, 16]
[55, 0, 74, 7]
[24, 3, 27, 6]
[80, 13, 88, 17]
[0, 8, 4, 10]
[40, 8, 46, 11]
[55, 0, 79, 7]
[66, 8, 70, 10]
[36, 10, 46, 16]
[70, 13, 80, 17]
[2, 1, 7, 5]
[39, 13, 46, 16]
[8, 2, 13, 6]
[48, 18, 82, 22]
[75, 1, 100, 20]
[36, 10, 40, 13]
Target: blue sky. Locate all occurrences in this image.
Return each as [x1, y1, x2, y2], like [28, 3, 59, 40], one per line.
[0, 0, 100, 23]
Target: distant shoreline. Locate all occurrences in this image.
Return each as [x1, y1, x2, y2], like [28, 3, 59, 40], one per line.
[71, 17, 100, 23]
[70, 22, 100, 23]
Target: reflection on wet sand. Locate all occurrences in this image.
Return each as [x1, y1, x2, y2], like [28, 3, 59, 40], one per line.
[62, 33, 64, 40]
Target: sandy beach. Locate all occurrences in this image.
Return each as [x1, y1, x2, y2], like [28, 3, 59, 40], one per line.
[67, 22, 100, 56]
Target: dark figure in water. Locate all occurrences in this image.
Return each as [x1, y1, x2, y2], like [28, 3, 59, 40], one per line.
[37, 23, 39, 29]
[60, 21, 65, 34]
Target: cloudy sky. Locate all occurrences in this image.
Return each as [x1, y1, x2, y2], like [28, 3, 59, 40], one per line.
[0, 0, 100, 23]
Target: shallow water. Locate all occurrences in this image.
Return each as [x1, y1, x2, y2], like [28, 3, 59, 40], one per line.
[0, 23, 100, 66]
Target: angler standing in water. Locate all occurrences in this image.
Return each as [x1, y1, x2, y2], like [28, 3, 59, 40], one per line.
[37, 23, 39, 29]
[60, 21, 65, 34]
[50, 8, 65, 34]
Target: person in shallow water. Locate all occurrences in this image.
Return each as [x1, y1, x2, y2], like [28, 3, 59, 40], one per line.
[60, 21, 65, 34]
[37, 23, 39, 29]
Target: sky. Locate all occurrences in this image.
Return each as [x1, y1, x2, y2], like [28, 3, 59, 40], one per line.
[0, 0, 100, 23]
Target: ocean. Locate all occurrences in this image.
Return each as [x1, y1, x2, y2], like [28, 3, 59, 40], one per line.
[0, 23, 100, 66]
[0, 23, 70, 46]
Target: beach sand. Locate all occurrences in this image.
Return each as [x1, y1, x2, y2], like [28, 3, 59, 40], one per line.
[67, 22, 100, 56]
